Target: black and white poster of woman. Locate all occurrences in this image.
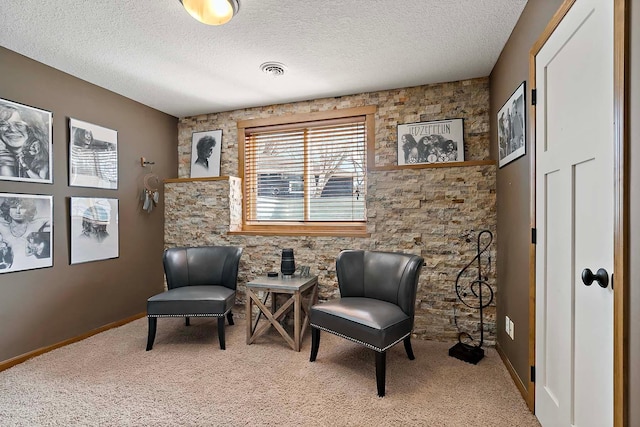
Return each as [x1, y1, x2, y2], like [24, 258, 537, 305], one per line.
[0, 98, 53, 183]
[69, 118, 118, 189]
[70, 197, 119, 264]
[0, 193, 53, 274]
[189, 129, 222, 178]
[397, 118, 464, 166]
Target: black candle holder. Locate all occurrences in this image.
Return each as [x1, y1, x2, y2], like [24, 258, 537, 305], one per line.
[280, 248, 295, 276]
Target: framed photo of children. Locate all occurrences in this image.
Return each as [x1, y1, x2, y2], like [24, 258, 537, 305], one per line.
[397, 118, 464, 166]
[497, 81, 526, 168]
[0, 98, 53, 183]
[190, 129, 222, 178]
[0, 193, 53, 274]
[70, 197, 119, 265]
[69, 118, 118, 189]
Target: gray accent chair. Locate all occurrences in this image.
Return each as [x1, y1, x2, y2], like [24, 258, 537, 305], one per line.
[309, 249, 424, 396]
[146, 246, 243, 351]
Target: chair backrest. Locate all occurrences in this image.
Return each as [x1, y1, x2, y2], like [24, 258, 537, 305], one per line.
[163, 246, 243, 290]
[336, 250, 424, 318]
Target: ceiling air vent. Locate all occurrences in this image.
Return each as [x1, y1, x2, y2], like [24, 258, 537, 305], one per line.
[260, 62, 287, 77]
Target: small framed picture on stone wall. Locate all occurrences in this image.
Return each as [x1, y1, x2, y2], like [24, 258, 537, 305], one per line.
[190, 129, 222, 178]
[397, 118, 464, 166]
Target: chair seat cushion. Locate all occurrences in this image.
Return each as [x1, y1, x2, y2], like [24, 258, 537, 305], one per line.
[147, 285, 235, 316]
[310, 297, 411, 351]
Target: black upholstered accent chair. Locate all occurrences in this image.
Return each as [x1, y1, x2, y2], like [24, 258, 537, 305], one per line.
[309, 250, 424, 397]
[146, 246, 243, 351]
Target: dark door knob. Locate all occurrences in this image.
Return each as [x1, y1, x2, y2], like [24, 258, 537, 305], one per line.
[581, 268, 609, 288]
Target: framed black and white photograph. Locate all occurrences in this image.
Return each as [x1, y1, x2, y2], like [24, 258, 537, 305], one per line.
[70, 197, 119, 264]
[69, 118, 118, 189]
[397, 118, 464, 166]
[0, 98, 53, 183]
[0, 193, 53, 274]
[497, 81, 526, 168]
[190, 129, 222, 178]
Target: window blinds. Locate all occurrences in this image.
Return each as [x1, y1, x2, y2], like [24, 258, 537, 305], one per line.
[244, 117, 366, 223]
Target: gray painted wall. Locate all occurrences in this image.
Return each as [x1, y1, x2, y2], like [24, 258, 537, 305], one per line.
[0, 47, 178, 362]
[489, 0, 564, 391]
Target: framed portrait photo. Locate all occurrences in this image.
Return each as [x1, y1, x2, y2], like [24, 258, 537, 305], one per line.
[397, 118, 464, 166]
[70, 197, 119, 264]
[497, 81, 526, 168]
[0, 98, 53, 183]
[0, 193, 53, 274]
[69, 118, 118, 189]
[190, 129, 222, 178]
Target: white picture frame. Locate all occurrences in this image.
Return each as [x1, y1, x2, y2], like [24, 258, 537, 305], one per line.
[69, 118, 118, 189]
[190, 129, 222, 178]
[0, 193, 53, 274]
[70, 197, 119, 264]
[497, 81, 526, 168]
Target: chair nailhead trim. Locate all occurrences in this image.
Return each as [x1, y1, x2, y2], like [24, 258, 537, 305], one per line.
[310, 323, 409, 353]
[148, 309, 231, 318]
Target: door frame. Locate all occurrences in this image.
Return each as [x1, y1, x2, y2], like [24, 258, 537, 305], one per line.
[527, 0, 628, 425]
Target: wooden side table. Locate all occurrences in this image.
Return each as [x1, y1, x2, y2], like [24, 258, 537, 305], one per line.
[245, 274, 318, 351]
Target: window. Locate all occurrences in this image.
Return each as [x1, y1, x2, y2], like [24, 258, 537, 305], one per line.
[238, 106, 376, 236]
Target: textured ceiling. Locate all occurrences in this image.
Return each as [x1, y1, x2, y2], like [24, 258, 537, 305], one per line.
[0, 0, 527, 118]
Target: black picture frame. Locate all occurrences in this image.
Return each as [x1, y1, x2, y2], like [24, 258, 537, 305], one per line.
[497, 81, 526, 168]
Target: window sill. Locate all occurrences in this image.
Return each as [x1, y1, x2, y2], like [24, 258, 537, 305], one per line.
[228, 228, 370, 238]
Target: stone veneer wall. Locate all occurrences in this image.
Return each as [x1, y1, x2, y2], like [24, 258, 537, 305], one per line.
[166, 77, 497, 344]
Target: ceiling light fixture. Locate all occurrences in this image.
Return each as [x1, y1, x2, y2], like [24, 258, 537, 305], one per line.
[179, 0, 239, 26]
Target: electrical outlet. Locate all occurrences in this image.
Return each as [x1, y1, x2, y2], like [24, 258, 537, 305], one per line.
[505, 316, 511, 335]
[505, 316, 515, 340]
[509, 319, 515, 340]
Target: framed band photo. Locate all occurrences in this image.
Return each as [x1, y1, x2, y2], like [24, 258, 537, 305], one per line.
[69, 118, 118, 189]
[397, 118, 464, 166]
[0, 193, 53, 274]
[190, 129, 222, 178]
[497, 81, 526, 168]
[0, 98, 53, 183]
[70, 197, 119, 264]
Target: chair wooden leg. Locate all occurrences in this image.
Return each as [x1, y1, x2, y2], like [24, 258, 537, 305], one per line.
[404, 336, 415, 360]
[217, 317, 226, 350]
[226, 311, 234, 326]
[146, 317, 157, 351]
[185, 317, 190, 326]
[310, 327, 320, 362]
[376, 351, 386, 397]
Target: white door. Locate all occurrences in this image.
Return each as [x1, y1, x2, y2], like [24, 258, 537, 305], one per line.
[534, 0, 614, 426]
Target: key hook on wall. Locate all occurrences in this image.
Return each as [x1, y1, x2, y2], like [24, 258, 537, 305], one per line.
[140, 157, 160, 213]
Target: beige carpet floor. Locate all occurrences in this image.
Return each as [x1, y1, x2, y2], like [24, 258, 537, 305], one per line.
[0, 317, 540, 426]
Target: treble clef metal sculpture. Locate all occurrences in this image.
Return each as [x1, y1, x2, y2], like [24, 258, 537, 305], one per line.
[449, 229, 494, 364]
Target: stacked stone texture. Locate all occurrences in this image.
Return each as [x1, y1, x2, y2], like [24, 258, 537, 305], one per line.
[167, 77, 497, 345]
